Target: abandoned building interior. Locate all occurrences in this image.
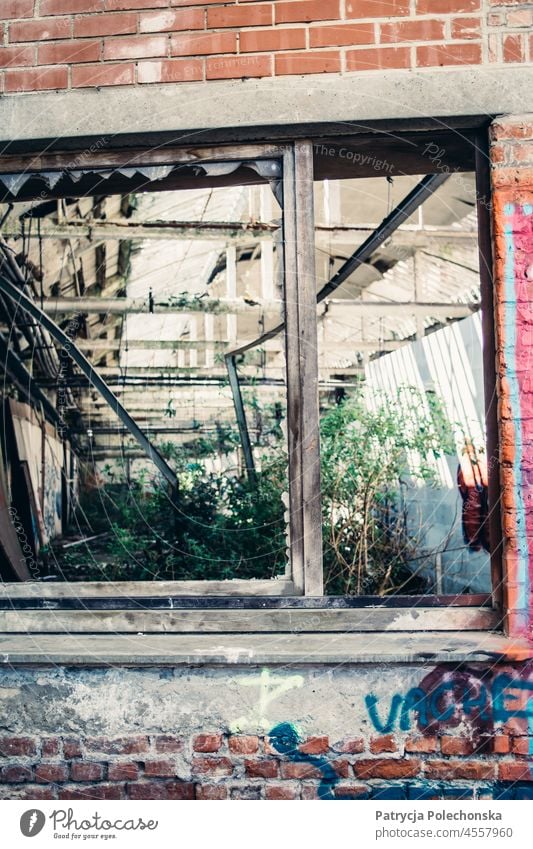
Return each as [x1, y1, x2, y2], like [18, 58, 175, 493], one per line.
[0, 133, 496, 610]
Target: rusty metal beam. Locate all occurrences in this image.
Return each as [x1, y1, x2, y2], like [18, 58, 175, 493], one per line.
[0, 245, 178, 491]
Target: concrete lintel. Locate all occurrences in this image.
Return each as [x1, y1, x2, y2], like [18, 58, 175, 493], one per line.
[1, 67, 533, 150]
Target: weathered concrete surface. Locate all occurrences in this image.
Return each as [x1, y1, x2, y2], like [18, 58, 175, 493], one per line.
[1, 67, 533, 148]
[0, 659, 531, 738]
[0, 665, 385, 737]
[0, 631, 528, 665]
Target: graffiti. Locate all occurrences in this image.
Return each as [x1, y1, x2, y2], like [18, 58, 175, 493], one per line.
[365, 665, 533, 739]
[231, 669, 304, 732]
[268, 722, 341, 800]
[502, 201, 532, 621]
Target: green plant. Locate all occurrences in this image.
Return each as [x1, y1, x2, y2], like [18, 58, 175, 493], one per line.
[320, 385, 454, 595]
[51, 384, 452, 594]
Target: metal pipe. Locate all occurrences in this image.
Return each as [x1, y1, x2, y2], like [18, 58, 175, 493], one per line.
[0, 247, 178, 491]
[226, 354, 257, 486]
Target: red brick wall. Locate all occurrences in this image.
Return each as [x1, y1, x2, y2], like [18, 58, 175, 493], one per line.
[0, 0, 529, 93]
[490, 116, 533, 639]
[0, 728, 531, 800]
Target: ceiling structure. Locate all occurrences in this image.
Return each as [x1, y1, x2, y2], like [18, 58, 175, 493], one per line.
[0, 170, 481, 467]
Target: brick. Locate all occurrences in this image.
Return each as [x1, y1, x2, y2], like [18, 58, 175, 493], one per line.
[153, 735, 184, 754]
[0, 0, 34, 18]
[266, 784, 299, 799]
[103, 34, 167, 60]
[300, 736, 329, 755]
[245, 759, 279, 778]
[196, 784, 228, 799]
[440, 736, 475, 756]
[208, 4, 272, 29]
[70, 762, 103, 782]
[35, 763, 69, 784]
[9, 18, 71, 43]
[507, 10, 532, 27]
[331, 759, 351, 778]
[0, 737, 37, 757]
[73, 13, 137, 37]
[493, 735, 511, 754]
[42, 739, 61, 758]
[381, 19, 445, 43]
[15, 786, 56, 800]
[0, 46, 35, 68]
[416, 0, 479, 12]
[332, 738, 365, 754]
[63, 739, 83, 760]
[508, 143, 533, 163]
[354, 759, 421, 779]
[191, 757, 234, 776]
[166, 781, 195, 799]
[171, 31, 236, 56]
[59, 784, 122, 800]
[346, 46, 410, 70]
[451, 17, 481, 39]
[127, 781, 169, 800]
[241, 27, 305, 52]
[106, 0, 167, 7]
[139, 9, 204, 33]
[280, 761, 322, 779]
[335, 784, 369, 799]
[370, 735, 398, 754]
[503, 33, 524, 63]
[144, 759, 176, 777]
[275, 50, 340, 75]
[85, 737, 149, 756]
[498, 762, 532, 781]
[138, 57, 202, 82]
[229, 736, 260, 755]
[128, 781, 194, 800]
[193, 733, 222, 753]
[41, 0, 103, 14]
[206, 54, 271, 79]
[345, 0, 409, 16]
[108, 761, 139, 780]
[0, 765, 32, 783]
[309, 23, 373, 48]
[276, 0, 339, 24]
[512, 737, 532, 755]
[416, 43, 482, 66]
[405, 736, 438, 754]
[424, 760, 496, 780]
[38, 40, 101, 65]
[301, 784, 319, 799]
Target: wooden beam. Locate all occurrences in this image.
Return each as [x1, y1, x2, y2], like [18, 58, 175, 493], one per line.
[284, 141, 323, 596]
[0, 606, 500, 633]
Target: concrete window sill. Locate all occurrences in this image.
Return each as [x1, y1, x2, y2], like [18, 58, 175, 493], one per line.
[0, 631, 530, 666]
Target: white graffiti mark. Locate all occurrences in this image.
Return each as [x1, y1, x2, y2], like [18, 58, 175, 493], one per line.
[231, 668, 304, 732]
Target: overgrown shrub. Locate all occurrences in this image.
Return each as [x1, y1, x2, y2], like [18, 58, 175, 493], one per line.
[52, 385, 452, 593]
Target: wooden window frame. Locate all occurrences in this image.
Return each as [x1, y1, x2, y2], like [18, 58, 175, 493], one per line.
[0, 133, 502, 633]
